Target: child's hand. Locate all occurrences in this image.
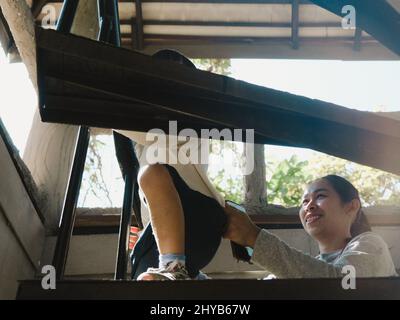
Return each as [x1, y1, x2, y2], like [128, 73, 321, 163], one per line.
[223, 202, 261, 248]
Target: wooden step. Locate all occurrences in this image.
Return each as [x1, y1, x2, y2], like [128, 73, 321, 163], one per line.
[17, 278, 400, 300]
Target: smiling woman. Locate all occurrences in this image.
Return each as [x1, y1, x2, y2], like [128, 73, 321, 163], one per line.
[223, 174, 398, 279]
[300, 175, 371, 254]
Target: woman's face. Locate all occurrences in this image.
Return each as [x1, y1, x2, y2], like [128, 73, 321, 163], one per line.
[299, 179, 354, 239]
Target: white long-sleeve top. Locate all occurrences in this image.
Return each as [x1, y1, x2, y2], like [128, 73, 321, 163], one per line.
[115, 129, 225, 226]
[252, 230, 398, 278]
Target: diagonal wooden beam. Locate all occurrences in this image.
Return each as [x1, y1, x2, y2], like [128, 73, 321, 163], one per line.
[36, 28, 400, 175]
[310, 0, 400, 56]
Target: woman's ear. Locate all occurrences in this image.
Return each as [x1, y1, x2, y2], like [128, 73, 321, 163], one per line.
[345, 199, 361, 219]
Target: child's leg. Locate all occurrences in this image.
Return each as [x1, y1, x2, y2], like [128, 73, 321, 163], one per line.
[135, 164, 227, 280]
[137, 164, 186, 280]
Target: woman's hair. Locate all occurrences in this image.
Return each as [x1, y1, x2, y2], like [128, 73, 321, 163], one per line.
[152, 49, 196, 69]
[321, 174, 371, 238]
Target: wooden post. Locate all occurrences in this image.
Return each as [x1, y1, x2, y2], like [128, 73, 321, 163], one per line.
[244, 143, 267, 214]
[291, 0, 300, 50]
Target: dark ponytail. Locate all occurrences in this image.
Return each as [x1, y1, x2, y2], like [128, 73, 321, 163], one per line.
[152, 49, 196, 69]
[322, 175, 371, 238]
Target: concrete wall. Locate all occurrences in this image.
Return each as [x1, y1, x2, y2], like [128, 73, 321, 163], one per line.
[0, 137, 45, 299]
[53, 227, 399, 279]
[40, 235, 119, 278]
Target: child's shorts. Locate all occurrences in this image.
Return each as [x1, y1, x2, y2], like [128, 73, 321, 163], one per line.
[131, 164, 227, 279]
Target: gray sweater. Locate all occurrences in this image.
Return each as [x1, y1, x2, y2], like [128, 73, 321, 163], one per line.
[251, 230, 398, 278]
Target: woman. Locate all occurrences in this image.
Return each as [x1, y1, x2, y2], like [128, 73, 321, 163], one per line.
[224, 175, 398, 278]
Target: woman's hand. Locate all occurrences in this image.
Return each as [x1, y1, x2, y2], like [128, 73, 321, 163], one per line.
[223, 202, 261, 248]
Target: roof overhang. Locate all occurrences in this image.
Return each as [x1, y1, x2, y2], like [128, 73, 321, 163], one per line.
[30, 0, 400, 60]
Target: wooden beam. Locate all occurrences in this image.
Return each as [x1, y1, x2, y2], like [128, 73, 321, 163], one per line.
[75, 211, 137, 228]
[132, 34, 369, 43]
[353, 27, 363, 51]
[133, 0, 144, 50]
[130, 14, 135, 49]
[244, 144, 267, 209]
[291, 0, 299, 49]
[120, 37, 398, 60]
[119, 20, 343, 28]
[73, 206, 400, 230]
[36, 28, 400, 175]
[17, 277, 400, 300]
[0, 0, 37, 90]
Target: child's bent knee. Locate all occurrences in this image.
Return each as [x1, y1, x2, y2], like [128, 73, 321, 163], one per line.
[138, 164, 170, 191]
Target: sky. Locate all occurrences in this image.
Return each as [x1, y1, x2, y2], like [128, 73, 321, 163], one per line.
[0, 47, 37, 154]
[1, 44, 400, 206]
[230, 58, 400, 161]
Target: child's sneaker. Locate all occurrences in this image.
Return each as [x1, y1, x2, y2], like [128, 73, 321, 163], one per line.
[137, 260, 190, 281]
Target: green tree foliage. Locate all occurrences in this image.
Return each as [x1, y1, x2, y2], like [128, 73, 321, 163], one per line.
[79, 135, 113, 207]
[208, 140, 244, 203]
[308, 154, 400, 206]
[266, 155, 312, 206]
[211, 169, 244, 204]
[209, 142, 400, 208]
[191, 59, 232, 76]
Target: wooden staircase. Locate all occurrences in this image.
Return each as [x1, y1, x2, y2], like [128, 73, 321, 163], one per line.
[17, 278, 400, 300]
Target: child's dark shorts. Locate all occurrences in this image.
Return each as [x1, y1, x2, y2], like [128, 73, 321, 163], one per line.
[131, 164, 227, 279]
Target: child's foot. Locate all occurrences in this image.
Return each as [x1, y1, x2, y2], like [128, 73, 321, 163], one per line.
[137, 260, 190, 281]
